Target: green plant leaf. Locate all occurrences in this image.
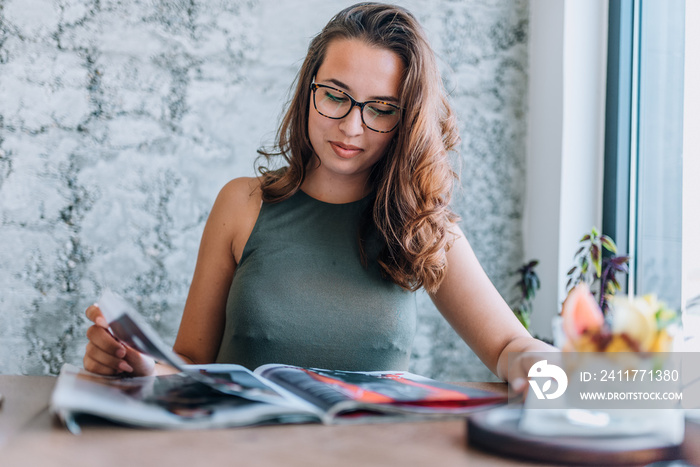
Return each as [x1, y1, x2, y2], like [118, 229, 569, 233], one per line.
[610, 276, 621, 290]
[591, 245, 602, 277]
[601, 235, 618, 254]
[606, 281, 616, 294]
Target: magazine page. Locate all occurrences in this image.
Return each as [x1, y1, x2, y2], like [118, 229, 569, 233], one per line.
[255, 364, 507, 423]
[51, 364, 320, 432]
[97, 289, 282, 404]
[97, 288, 188, 370]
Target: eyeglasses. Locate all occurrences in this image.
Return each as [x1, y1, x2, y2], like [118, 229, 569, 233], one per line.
[310, 82, 401, 133]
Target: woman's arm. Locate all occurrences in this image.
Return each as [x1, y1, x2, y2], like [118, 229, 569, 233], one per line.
[430, 226, 556, 388]
[83, 177, 261, 375]
[172, 177, 262, 364]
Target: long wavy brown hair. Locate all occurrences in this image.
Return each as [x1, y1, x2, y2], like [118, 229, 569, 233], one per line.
[257, 2, 460, 294]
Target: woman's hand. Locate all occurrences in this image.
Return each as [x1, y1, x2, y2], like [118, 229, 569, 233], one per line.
[83, 304, 156, 376]
[499, 337, 560, 399]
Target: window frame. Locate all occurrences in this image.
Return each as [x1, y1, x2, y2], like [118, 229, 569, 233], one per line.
[602, 0, 685, 309]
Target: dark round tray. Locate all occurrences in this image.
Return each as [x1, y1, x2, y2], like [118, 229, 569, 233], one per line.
[467, 406, 683, 465]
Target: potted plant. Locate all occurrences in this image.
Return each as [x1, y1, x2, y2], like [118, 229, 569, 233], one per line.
[511, 260, 540, 331]
[564, 227, 629, 315]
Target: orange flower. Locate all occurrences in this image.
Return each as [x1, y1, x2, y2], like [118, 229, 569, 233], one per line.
[561, 284, 605, 343]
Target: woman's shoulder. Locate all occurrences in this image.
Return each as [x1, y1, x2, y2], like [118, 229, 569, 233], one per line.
[217, 176, 262, 206]
[207, 176, 263, 224]
[210, 177, 263, 263]
[209, 177, 262, 224]
[211, 176, 263, 223]
[210, 176, 260, 213]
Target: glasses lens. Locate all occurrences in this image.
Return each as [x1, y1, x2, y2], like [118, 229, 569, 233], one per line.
[313, 84, 401, 133]
[314, 86, 352, 119]
[362, 102, 400, 132]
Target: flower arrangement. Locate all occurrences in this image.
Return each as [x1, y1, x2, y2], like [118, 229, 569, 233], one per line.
[561, 283, 678, 353]
[513, 228, 677, 352]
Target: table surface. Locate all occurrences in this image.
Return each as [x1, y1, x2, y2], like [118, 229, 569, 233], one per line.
[1, 375, 699, 467]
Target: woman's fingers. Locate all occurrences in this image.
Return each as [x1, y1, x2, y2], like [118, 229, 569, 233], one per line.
[510, 377, 528, 395]
[84, 315, 134, 375]
[83, 302, 156, 377]
[85, 304, 109, 328]
[83, 355, 120, 376]
[84, 325, 131, 375]
[85, 341, 133, 372]
[83, 351, 133, 375]
[86, 324, 125, 357]
[124, 347, 156, 376]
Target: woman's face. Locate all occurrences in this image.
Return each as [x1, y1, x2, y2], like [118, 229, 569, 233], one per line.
[308, 38, 404, 186]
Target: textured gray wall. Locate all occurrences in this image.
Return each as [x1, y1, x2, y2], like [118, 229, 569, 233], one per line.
[0, 0, 528, 380]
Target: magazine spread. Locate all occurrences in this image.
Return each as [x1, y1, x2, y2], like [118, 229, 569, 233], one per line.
[254, 364, 507, 423]
[51, 364, 320, 432]
[50, 290, 507, 431]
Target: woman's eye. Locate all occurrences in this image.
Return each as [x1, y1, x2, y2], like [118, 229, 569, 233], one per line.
[325, 91, 347, 103]
[367, 104, 397, 117]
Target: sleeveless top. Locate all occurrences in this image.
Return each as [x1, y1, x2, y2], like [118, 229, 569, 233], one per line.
[215, 190, 417, 371]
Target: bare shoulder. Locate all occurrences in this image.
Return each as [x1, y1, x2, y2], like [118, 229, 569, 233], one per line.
[216, 176, 262, 208]
[209, 177, 262, 263]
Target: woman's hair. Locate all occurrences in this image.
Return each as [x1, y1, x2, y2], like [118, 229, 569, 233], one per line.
[257, 2, 460, 293]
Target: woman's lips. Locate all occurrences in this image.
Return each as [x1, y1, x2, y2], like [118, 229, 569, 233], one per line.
[330, 141, 363, 159]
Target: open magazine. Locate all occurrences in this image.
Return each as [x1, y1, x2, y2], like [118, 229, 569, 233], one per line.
[50, 290, 506, 431]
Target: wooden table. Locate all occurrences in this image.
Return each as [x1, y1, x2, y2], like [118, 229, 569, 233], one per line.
[1, 375, 698, 467]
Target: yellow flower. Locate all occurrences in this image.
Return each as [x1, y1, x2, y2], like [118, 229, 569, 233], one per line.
[609, 295, 658, 351]
[605, 334, 638, 352]
[650, 329, 673, 352]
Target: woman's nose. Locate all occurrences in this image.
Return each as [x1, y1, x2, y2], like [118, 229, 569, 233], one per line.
[338, 105, 364, 136]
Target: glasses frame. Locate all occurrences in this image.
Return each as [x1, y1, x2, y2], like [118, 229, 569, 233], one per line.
[310, 81, 402, 133]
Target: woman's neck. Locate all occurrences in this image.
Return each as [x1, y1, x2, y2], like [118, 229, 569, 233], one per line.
[301, 166, 373, 204]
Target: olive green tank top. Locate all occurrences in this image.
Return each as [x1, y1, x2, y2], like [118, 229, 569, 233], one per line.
[215, 190, 417, 371]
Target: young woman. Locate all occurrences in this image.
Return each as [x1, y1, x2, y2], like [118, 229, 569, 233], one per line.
[84, 3, 554, 391]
